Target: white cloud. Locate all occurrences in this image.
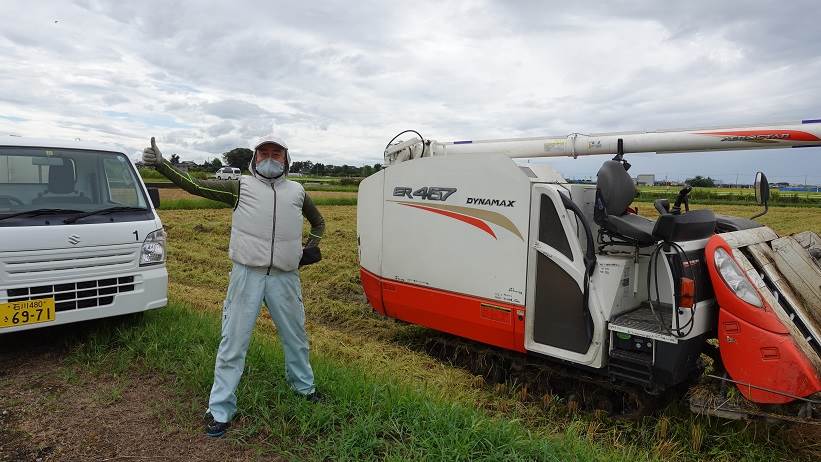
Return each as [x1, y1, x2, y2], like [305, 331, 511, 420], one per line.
[0, 0, 818, 182]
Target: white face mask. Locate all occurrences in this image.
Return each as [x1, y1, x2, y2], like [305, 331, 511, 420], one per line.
[256, 158, 284, 178]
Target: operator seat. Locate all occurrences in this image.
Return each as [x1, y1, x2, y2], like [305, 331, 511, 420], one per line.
[593, 160, 656, 246]
[31, 162, 92, 205]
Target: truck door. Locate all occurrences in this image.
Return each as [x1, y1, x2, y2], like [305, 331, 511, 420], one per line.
[525, 184, 596, 360]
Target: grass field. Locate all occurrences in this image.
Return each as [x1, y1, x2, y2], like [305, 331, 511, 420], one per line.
[636, 186, 821, 207]
[149, 180, 821, 210]
[639, 185, 821, 198]
[64, 305, 593, 461]
[634, 202, 821, 234]
[140, 168, 361, 193]
[156, 185, 821, 234]
[158, 188, 357, 202]
[35, 203, 817, 460]
[6, 186, 816, 459]
[157, 189, 357, 209]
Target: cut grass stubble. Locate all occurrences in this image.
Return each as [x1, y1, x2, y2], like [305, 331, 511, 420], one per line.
[68, 305, 597, 462]
[161, 205, 820, 460]
[61, 203, 821, 460]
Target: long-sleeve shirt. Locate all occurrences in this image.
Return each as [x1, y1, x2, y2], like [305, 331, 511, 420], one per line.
[155, 160, 325, 247]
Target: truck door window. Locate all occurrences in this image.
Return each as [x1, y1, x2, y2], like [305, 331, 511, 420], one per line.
[103, 156, 146, 208]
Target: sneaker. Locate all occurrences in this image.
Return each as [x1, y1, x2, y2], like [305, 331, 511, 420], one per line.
[205, 416, 230, 438]
[304, 390, 324, 403]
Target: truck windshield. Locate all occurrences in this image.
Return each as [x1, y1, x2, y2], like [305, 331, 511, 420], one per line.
[0, 147, 150, 225]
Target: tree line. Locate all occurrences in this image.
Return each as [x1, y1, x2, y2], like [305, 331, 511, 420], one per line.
[171, 147, 381, 177]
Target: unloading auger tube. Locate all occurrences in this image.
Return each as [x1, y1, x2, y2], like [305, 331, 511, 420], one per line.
[384, 118, 821, 164]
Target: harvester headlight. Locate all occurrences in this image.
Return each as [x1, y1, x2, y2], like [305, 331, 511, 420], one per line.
[140, 228, 166, 266]
[713, 247, 762, 308]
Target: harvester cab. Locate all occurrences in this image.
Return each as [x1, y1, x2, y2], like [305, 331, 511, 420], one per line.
[357, 119, 821, 421]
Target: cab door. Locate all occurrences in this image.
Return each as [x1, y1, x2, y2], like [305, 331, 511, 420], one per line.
[525, 184, 601, 365]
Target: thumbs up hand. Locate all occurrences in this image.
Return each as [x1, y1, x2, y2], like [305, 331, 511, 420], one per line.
[142, 137, 164, 165]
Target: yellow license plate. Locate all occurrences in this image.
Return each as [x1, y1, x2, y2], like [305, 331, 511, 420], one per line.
[0, 298, 56, 328]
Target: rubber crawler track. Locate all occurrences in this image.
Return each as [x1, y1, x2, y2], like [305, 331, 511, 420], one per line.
[413, 333, 821, 423]
[413, 334, 667, 418]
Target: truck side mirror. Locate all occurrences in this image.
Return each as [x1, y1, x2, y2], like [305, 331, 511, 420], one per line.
[751, 172, 769, 219]
[147, 187, 161, 209]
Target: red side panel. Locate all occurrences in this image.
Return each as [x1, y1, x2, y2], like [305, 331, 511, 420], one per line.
[513, 307, 526, 351]
[360, 268, 385, 315]
[705, 235, 821, 403]
[718, 309, 821, 403]
[361, 267, 525, 353]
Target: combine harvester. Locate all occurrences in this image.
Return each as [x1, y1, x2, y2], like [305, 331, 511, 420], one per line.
[357, 119, 821, 422]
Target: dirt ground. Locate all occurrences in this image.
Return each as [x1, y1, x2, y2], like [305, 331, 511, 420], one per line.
[0, 324, 274, 462]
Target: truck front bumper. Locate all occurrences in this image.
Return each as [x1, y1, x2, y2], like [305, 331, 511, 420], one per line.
[0, 265, 168, 334]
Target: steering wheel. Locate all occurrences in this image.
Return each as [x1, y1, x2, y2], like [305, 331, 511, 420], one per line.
[0, 195, 24, 206]
[671, 186, 693, 215]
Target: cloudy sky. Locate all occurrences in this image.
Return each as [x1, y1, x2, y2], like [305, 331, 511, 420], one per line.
[1, 0, 820, 184]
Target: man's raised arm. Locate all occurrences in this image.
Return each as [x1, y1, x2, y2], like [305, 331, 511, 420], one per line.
[143, 137, 238, 206]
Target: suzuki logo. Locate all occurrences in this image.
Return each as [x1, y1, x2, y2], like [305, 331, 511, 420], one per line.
[68, 234, 80, 245]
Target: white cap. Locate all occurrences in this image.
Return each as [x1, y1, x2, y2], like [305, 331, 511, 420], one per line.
[253, 136, 288, 152]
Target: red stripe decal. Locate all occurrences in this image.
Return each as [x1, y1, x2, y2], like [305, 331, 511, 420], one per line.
[401, 203, 497, 239]
[698, 130, 821, 142]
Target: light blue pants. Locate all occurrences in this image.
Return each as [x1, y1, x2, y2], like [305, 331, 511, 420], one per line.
[207, 263, 315, 423]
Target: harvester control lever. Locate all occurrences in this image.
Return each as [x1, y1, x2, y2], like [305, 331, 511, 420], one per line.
[672, 186, 693, 215]
[654, 198, 671, 215]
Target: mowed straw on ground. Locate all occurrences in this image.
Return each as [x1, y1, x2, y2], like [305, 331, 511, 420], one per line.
[2, 203, 820, 460]
[156, 204, 820, 461]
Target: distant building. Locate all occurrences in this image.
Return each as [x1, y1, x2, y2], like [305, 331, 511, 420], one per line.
[636, 174, 655, 186]
[780, 185, 821, 192]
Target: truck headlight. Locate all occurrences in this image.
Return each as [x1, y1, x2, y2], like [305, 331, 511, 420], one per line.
[713, 247, 762, 308]
[140, 228, 166, 266]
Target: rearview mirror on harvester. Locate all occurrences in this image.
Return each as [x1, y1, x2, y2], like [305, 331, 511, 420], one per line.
[752, 171, 769, 219]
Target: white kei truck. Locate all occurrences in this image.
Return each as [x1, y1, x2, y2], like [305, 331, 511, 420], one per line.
[0, 137, 168, 334]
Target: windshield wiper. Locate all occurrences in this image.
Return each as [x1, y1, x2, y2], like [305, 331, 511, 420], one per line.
[0, 208, 85, 222]
[63, 206, 148, 224]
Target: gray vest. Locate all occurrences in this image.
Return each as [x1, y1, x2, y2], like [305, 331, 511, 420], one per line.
[228, 175, 305, 271]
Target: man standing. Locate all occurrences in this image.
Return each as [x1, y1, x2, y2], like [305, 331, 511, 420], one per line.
[142, 136, 325, 437]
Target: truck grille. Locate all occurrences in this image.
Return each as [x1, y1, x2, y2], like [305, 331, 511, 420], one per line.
[2, 249, 137, 279]
[3, 276, 136, 312]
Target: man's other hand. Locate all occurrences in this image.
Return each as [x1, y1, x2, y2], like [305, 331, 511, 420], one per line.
[142, 137, 164, 165]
